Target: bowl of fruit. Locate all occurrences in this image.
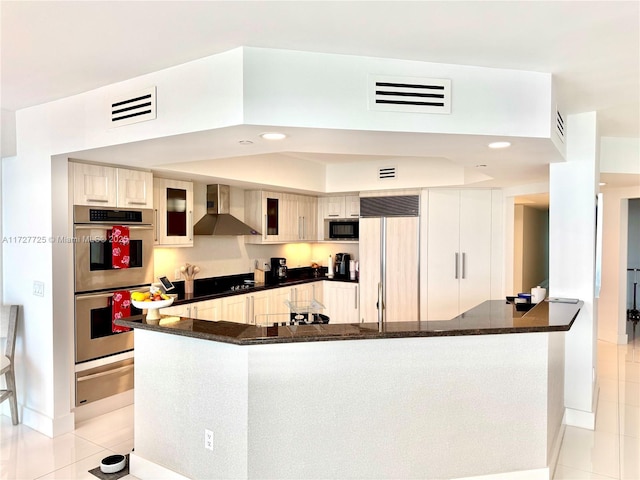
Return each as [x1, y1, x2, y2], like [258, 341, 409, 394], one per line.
[131, 287, 174, 322]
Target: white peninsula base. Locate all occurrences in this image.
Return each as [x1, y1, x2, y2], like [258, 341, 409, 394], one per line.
[130, 327, 566, 480]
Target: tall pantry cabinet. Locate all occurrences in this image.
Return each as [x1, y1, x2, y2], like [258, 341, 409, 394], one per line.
[420, 189, 502, 321]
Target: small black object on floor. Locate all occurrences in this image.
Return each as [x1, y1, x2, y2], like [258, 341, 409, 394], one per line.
[88, 454, 130, 480]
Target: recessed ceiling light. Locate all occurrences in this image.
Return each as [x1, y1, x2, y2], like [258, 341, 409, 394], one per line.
[260, 132, 287, 140]
[238, 140, 253, 145]
[488, 141, 511, 149]
[599, 182, 607, 186]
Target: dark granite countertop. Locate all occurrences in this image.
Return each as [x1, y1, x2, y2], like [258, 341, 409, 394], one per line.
[167, 267, 356, 305]
[115, 299, 582, 345]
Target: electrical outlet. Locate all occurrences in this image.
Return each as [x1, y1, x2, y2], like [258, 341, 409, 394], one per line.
[175, 268, 181, 281]
[204, 429, 213, 451]
[33, 281, 45, 297]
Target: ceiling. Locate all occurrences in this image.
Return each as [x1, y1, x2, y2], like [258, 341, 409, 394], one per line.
[2, 1, 639, 191]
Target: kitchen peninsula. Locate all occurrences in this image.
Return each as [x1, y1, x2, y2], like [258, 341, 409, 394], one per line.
[117, 299, 581, 480]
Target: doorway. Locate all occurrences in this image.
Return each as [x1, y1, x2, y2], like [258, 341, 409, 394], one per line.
[513, 194, 549, 294]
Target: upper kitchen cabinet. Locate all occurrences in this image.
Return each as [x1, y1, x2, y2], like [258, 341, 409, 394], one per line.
[245, 190, 317, 244]
[116, 168, 154, 208]
[72, 162, 153, 208]
[320, 195, 360, 219]
[154, 178, 194, 247]
[422, 189, 500, 321]
[72, 163, 117, 206]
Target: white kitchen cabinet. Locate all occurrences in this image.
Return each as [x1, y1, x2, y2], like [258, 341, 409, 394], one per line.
[191, 298, 222, 321]
[296, 195, 318, 241]
[269, 287, 293, 316]
[423, 189, 493, 321]
[345, 195, 360, 218]
[291, 282, 320, 304]
[222, 294, 250, 324]
[161, 303, 192, 318]
[323, 196, 345, 218]
[320, 195, 359, 219]
[323, 281, 359, 324]
[72, 163, 117, 206]
[116, 168, 154, 208]
[245, 191, 318, 244]
[73, 162, 153, 208]
[154, 178, 194, 247]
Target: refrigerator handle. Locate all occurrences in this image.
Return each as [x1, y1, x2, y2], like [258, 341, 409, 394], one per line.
[377, 282, 384, 328]
[455, 252, 459, 279]
[462, 252, 466, 279]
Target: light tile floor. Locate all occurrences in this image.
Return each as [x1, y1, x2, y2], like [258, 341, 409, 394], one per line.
[2, 334, 639, 480]
[0, 404, 138, 480]
[555, 332, 640, 480]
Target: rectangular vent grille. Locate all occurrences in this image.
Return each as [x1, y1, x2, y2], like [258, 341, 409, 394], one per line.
[379, 166, 397, 180]
[555, 108, 565, 143]
[360, 195, 420, 218]
[110, 87, 156, 127]
[369, 75, 451, 114]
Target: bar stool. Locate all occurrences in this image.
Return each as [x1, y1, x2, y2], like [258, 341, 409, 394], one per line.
[1, 305, 20, 424]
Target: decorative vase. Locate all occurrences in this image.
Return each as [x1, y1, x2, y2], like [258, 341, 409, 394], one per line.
[185, 279, 194, 295]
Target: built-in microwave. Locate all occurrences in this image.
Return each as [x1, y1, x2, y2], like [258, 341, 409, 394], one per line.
[325, 219, 359, 241]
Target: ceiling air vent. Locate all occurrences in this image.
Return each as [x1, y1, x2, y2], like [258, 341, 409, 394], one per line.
[379, 166, 397, 180]
[369, 75, 451, 114]
[555, 108, 565, 143]
[109, 87, 156, 127]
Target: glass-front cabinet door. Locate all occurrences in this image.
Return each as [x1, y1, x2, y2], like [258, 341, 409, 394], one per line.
[154, 178, 193, 246]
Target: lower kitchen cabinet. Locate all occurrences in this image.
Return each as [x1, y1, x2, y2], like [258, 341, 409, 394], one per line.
[222, 295, 250, 324]
[191, 299, 222, 321]
[323, 281, 359, 324]
[161, 303, 192, 318]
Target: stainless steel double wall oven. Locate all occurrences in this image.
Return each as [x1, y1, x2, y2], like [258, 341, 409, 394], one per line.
[73, 205, 154, 406]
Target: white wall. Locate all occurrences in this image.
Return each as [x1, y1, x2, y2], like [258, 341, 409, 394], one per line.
[600, 137, 640, 174]
[549, 111, 599, 429]
[243, 47, 554, 138]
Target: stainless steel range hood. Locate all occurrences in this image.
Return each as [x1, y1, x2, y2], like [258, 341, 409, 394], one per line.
[193, 185, 260, 236]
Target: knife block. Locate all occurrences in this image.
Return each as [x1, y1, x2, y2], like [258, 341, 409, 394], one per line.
[254, 268, 265, 285]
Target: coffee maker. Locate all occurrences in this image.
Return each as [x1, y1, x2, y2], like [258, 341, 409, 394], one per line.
[270, 257, 287, 283]
[334, 253, 351, 279]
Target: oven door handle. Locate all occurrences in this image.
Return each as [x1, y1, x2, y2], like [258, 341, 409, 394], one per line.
[76, 289, 144, 300]
[74, 225, 154, 231]
[77, 364, 133, 382]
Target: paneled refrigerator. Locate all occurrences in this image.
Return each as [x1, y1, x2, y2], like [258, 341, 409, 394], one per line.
[359, 195, 420, 324]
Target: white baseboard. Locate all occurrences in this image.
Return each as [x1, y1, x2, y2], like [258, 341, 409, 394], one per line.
[456, 467, 550, 480]
[20, 405, 74, 438]
[130, 453, 190, 480]
[564, 405, 596, 430]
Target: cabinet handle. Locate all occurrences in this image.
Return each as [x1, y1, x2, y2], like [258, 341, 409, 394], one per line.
[299, 216, 302, 240]
[355, 285, 358, 310]
[327, 214, 339, 218]
[462, 253, 466, 279]
[189, 211, 193, 241]
[127, 201, 147, 206]
[455, 253, 459, 279]
[264, 214, 268, 240]
[86, 198, 109, 203]
[154, 209, 158, 242]
[193, 306, 198, 318]
[77, 364, 133, 382]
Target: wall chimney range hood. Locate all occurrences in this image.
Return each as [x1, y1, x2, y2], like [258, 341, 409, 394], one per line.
[193, 185, 260, 236]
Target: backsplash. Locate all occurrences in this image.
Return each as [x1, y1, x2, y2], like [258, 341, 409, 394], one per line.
[154, 236, 358, 282]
